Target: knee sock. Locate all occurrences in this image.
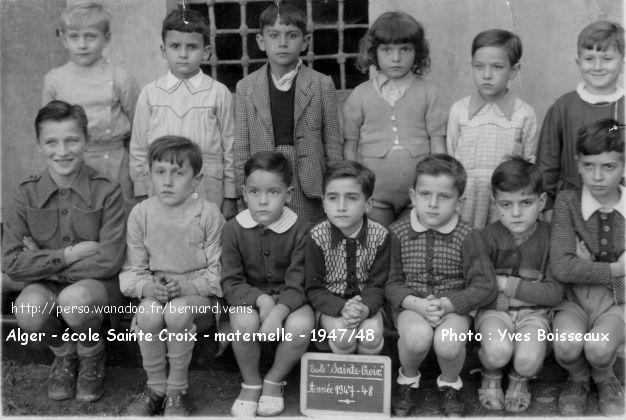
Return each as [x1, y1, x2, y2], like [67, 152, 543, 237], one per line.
[50, 340, 76, 357]
[138, 330, 167, 395]
[166, 325, 196, 394]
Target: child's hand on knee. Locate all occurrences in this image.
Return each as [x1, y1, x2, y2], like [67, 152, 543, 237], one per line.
[165, 278, 182, 299]
[256, 294, 275, 322]
[144, 278, 169, 303]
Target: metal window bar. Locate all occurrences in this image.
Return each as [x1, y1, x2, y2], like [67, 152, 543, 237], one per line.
[182, 0, 369, 90]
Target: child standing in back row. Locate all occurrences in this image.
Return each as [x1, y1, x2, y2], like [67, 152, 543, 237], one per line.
[343, 11, 447, 227]
[43, 2, 139, 212]
[234, 2, 342, 222]
[130, 8, 237, 219]
[537, 21, 624, 223]
[447, 29, 537, 229]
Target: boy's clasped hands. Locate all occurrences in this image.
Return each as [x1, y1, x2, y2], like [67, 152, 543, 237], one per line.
[341, 296, 369, 328]
[146, 274, 199, 303]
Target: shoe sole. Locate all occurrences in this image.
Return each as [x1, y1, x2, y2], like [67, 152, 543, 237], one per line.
[75, 388, 105, 402]
[48, 391, 75, 401]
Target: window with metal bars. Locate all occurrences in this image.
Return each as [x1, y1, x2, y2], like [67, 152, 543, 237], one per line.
[185, 0, 369, 92]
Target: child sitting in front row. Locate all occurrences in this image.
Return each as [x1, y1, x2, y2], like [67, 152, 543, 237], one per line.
[130, 8, 237, 219]
[473, 157, 563, 413]
[2, 101, 127, 403]
[385, 154, 497, 417]
[305, 161, 389, 355]
[447, 29, 537, 229]
[550, 119, 624, 417]
[221, 151, 314, 417]
[120, 136, 225, 416]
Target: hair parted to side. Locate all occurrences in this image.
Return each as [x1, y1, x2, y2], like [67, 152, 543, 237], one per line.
[259, 1, 307, 34]
[323, 161, 376, 199]
[244, 151, 293, 187]
[578, 20, 625, 56]
[491, 156, 544, 197]
[35, 100, 89, 141]
[162, 7, 211, 46]
[472, 29, 523, 66]
[576, 118, 625, 158]
[356, 11, 430, 76]
[60, 2, 111, 34]
[414, 154, 467, 197]
[148, 136, 203, 176]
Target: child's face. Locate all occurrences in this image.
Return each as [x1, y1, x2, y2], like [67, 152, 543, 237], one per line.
[242, 169, 292, 226]
[323, 178, 372, 237]
[38, 119, 87, 185]
[256, 22, 309, 72]
[472, 46, 518, 101]
[151, 158, 202, 207]
[410, 174, 462, 230]
[577, 151, 624, 203]
[376, 43, 415, 80]
[161, 30, 210, 79]
[494, 189, 546, 237]
[62, 25, 110, 67]
[576, 46, 624, 95]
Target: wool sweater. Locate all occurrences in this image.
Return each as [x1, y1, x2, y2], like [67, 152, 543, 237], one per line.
[305, 217, 389, 317]
[476, 221, 563, 311]
[221, 211, 311, 311]
[385, 217, 496, 315]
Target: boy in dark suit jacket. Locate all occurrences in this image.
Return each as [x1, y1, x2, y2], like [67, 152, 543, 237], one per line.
[234, 2, 343, 222]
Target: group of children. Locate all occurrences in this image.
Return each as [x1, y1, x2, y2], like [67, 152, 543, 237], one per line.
[1, 0, 624, 417]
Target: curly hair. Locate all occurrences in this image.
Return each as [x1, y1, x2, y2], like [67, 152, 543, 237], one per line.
[356, 11, 430, 76]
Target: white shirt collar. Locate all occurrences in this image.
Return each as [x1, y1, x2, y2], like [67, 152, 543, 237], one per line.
[271, 60, 302, 92]
[166, 70, 205, 89]
[235, 207, 298, 233]
[576, 82, 624, 104]
[373, 68, 414, 106]
[410, 208, 459, 234]
[581, 185, 625, 221]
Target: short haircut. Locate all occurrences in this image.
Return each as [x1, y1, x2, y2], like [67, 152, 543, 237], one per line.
[35, 100, 88, 141]
[472, 29, 522, 66]
[323, 161, 375, 199]
[60, 2, 111, 34]
[578, 20, 624, 56]
[259, 2, 307, 35]
[414, 154, 467, 197]
[576, 118, 625, 158]
[356, 11, 430, 76]
[244, 151, 293, 187]
[491, 156, 544, 197]
[148, 136, 203, 176]
[161, 7, 210, 46]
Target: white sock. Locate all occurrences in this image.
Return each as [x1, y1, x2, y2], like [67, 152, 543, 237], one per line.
[397, 367, 420, 389]
[437, 375, 462, 390]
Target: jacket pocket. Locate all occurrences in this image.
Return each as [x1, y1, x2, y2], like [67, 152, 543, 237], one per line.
[26, 208, 59, 242]
[73, 207, 103, 241]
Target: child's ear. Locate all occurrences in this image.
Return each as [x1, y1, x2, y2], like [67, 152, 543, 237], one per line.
[509, 63, 520, 80]
[160, 44, 167, 59]
[365, 196, 373, 212]
[203, 44, 211, 61]
[408, 188, 418, 207]
[455, 195, 466, 214]
[192, 172, 203, 189]
[285, 186, 294, 204]
[538, 192, 547, 213]
[301, 33, 312, 52]
[256, 33, 266, 52]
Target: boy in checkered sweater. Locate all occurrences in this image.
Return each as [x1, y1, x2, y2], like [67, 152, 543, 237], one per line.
[550, 119, 625, 417]
[385, 154, 497, 417]
[305, 161, 389, 355]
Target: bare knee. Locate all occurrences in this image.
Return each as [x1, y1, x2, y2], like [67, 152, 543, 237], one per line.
[231, 311, 260, 334]
[434, 339, 464, 361]
[513, 352, 543, 377]
[480, 342, 513, 368]
[400, 325, 433, 355]
[14, 286, 56, 331]
[554, 341, 584, 364]
[163, 303, 194, 332]
[585, 341, 616, 368]
[57, 281, 106, 326]
[136, 299, 165, 333]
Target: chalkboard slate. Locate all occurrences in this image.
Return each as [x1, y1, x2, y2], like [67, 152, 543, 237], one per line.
[300, 352, 391, 417]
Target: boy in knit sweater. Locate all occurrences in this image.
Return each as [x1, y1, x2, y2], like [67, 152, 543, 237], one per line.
[385, 154, 496, 417]
[472, 157, 563, 413]
[305, 161, 389, 356]
[550, 119, 624, 417]
[221, 152, 313, 417]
